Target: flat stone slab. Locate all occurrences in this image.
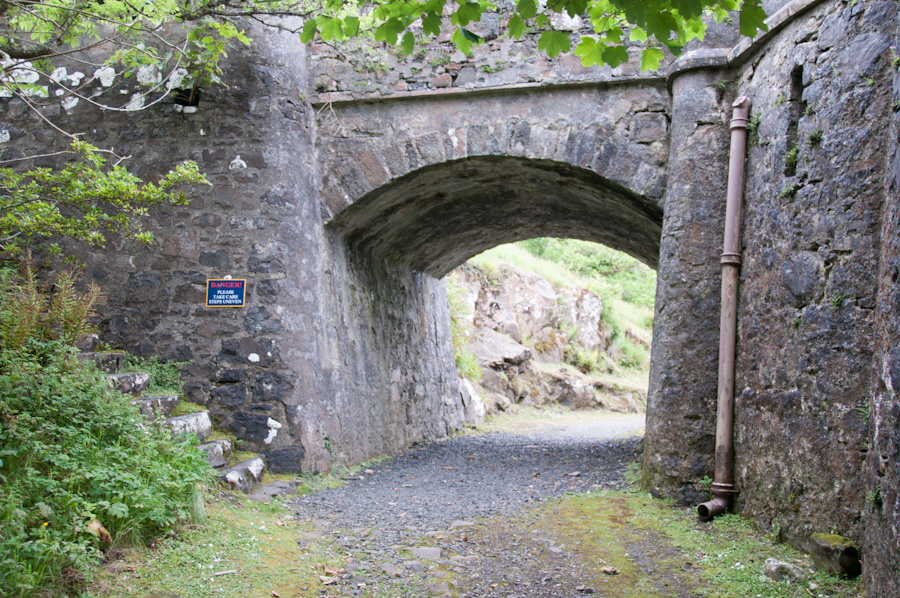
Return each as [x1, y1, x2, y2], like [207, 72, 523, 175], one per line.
[165, 411, 212, 441]
[407, 546, 442, 560]
[220, 457, 266, 492]
[79, 351, 125, 373]
[810, 533, 861, 578]
[248, 480, 297, 503]
[380, 562, 402, 576]
[106, 372, 150, 395]
[197, 438, 233, 468]
[132, 395, 180, 418]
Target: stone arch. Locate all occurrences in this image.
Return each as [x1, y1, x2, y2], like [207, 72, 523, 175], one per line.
[315, 82, 671, 233]
[327, 155, 663, 277]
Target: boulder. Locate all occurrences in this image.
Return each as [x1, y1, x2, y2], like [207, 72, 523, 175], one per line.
[560, 288, 606, 351]
[458, 378, 486, 426]
[502, 270, 559, 338]
[531, 327, 566, 363]
[476, 328, 531, 368]
[534, 366, 596, 409]
[809, 533, 861, 578]
[763, 558, 807, 582]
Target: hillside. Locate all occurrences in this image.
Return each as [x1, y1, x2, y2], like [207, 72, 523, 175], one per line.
[448, 238, 657, 418]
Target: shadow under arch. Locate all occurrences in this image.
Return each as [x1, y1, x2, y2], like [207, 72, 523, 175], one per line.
[327, 156, 664, 277]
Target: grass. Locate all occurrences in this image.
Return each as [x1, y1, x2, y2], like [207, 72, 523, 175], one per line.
[546, 491, 862, 598]
[86, 494, 343, 598]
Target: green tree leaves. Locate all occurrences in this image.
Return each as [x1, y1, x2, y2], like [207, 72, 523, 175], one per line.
[0, 141, 208, 257]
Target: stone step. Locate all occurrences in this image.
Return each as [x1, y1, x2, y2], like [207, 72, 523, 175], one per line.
[79, 351, 126, 374]
[106, 372, 150, 395]
[248, 480, 297, 503]
[197, 438, 233, 468]
[165, 411, 211, 442]
[220, 457, 266, 492]
[132, 395, 180, 418]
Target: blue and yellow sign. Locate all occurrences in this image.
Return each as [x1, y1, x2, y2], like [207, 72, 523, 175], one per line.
[206, 279, 246, 307]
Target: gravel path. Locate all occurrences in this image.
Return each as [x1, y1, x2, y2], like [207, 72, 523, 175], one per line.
[289, 414, 645, 597]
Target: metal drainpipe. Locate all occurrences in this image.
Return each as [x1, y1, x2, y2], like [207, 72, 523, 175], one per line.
[698, 96, 751, 521]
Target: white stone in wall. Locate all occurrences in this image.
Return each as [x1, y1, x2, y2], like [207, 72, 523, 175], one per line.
[137, 66, 161, 86]
[61, 96, 79, 112]
[264, 418, 282, 444]
[0, 130, 9, 144]
[93, 66, 116, 87]
[124, 93, 145, 111]
[166, 68, 189, 90]
[229, 155, 248, 170]
[50, 67, 68, 83]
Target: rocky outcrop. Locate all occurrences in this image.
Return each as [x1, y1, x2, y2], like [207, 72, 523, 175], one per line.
[453, 263, 646, 414]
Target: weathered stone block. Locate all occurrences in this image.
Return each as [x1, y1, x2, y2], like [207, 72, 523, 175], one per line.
[809, 534, 861, 578]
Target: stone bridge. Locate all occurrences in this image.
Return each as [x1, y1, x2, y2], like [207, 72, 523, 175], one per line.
[3, 0, 898, 593]
[316, 83, 668, 275]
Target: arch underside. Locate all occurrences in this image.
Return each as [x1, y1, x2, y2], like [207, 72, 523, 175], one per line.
[328, 156, 664, 277]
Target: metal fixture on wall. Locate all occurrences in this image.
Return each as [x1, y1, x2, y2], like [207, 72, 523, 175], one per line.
[698, 96, 751, 521]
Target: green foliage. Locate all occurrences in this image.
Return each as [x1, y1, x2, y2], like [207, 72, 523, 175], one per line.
[446, 272, 482, 381]
[0, 271, 208, 596]
[0, 263, 103, 350]
[747, 112, 761, 145]
[122, 354, 190, 396]
[779, 182, 800, 199]
[783, 144, 799, 176]
[830, 290, 847, 310]
[807, 129, 823, 146]
[0, 140, 207, 257]
[0, 341, 209, 597]
[519, 238, 657, 308]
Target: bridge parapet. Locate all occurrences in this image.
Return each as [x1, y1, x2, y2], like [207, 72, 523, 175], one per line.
[316, 82, 671, 222]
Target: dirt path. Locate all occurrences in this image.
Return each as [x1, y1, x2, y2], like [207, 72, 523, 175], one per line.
[288, 411, 706, 597]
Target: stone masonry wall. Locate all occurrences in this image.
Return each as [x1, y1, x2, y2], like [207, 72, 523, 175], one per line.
[643, 68, 732, 506]
[732, 0, 897, 566]
[0, 21, 467, 475]
[865, 3, 900, 593]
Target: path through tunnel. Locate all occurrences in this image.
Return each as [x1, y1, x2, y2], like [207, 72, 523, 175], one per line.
[325, 155, 662, 452]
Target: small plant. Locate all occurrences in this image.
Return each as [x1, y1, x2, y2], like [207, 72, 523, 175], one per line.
[779, 182, 800, 199]
[775, 92, 785, 105]
[784, 144, 799, 176]
[793, 315, 802, 329]
[808, 129, 824, 146]
[867, 485, 882, 507]
[123, 354, 190, 396]
[831, 290, 847, 310]
[855, 404, 870, 425]
[699, 475, 713, 491]
[747, 112, 761, 145]
[0, 262, 104, 350]
[804, 103, 816, 116]
[480, 62, 506, 73]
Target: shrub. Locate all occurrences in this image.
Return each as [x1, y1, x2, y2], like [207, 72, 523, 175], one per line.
[445, 273, 481, 381]
[123, 354, 190, 396]
[0, 263, 104, 350]
[0, 270, 209, 597]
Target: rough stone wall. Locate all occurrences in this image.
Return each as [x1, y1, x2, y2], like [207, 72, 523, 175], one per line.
[732, 0, 897, 562]
[0, 22, 467, 475]
[321, 235, 465, 466]
[309, 8, 671, 102]
[865, 3, 900, 593]
[317, 85, 670, 277]
[643, 68, 732, 505]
